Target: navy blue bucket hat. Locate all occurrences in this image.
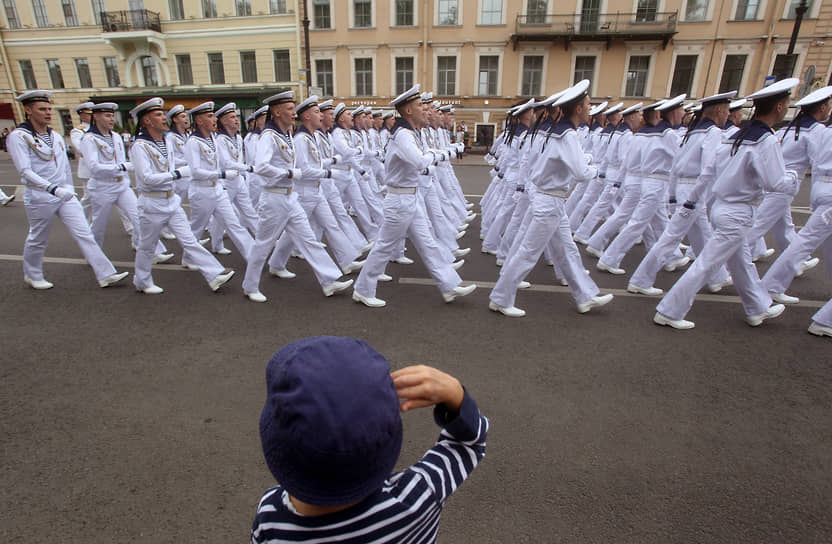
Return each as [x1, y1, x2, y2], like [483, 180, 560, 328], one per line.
[259, 336, 403, 506]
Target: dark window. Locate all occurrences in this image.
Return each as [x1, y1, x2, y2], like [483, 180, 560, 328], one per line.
[395, 56, 414, 95]
[19, 59, 37, 89]
[141, 55, 158, 86]
[355, 57, 373, 96]
[625, 55, 650, 96]
[526, 0, 547, 24]
[3, 0, 20, 29]
[32, 0, 48, 26]
[573, 55, 595, 88]
[208, 52, 225, 84]
[62, 0, 78, 25]
[437, 56, 456, 95]
[47, 59, 65, 89]
[91, 0, 106, 24]
[176, 54, 193, 85]
[685, 0, 708, 20]
[438, 0, 458, 25]
[395, 0, 413, 26]
[240, 50, 257, 82]
[670, 54, 697, 96]
[786, 0, 813, 19]
[273, 49, 291, 81]
[478, 55, 498, 96]
[313, 0, 330, 28]
[202, 0, 217, 18]
[269, 0, 286, 14]
[521, 55, 543, 96]
[636, 0, 658, 22]
[481, 0, 501, 24]
[354, 0, 371, 27]
[236, 0, 251, 16]
[169, 0, 184, 20]
[103, 56, 120, 86]
[315, 58, 333, 96]
[75, 58, 92, 88]
[734, 0, 759, 20]
[59, 109, 73, 136]
[719, 54, 746, 93]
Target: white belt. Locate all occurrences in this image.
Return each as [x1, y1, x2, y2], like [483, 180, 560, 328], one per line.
[607, 162, 621, 168]
[815, 175, 832, 183]
[387, 186, 417, 194]
[263, 186, 292, 194]
[677, 176, 697, 184]
[142, 190, 174, 199]
[644, 173, 669, 182]
[539, 188, 568, 199]
[191, 180, 216, 187]
[294, 180, 321, 188]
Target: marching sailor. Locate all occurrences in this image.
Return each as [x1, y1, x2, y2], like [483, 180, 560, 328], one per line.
[214, 101, 260, 236]
[245, 105, 268, 206]
[165, 104, 191, 203]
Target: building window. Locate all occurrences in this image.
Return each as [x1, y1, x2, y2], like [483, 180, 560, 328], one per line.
[273, 49, 291, 81]
[719, 54, 746, 93]
[786, 0, 813, 19]
[141, 56, 158, 86]
[437, 0, 458, 25]
[395, 56, 414, 95]
[236, 0, 251, 16]
[19, 59, 36, 89]
[59, 109, 73, 135]
[202, 0, 217, 18]
[635, 0, 658, 22]
[670, 54, 697, 96]
[32, 0, 48, 26]
[103, 56, 120, 86]
[481, 0, 501, 24]
[208, 52, 225, 84]
[315, 58, 333, 96]
[75, 58, 92, 87]
[47, 59, 64, 89]
[269, 0, 286, 14]
[91, 0, 106, 25]
[241, 50, 257, 82]
[169, 0, 184, 19]
[395, 0, 413, 25]
[313, 0, 330, 28]
[62, 0, 78, 25]
[176, 54, 193, 84]
[355, 57, 373, 96]
[478, 55, 498, 96]
[437, 55, 456, 95]
[354, 0, 371, 27]
[685, 0, 708, 21]
[573, 55, 595, 88]
[526, 0, 547, 24]
[734, 0, 759, 20]
[625, 55, 650, 96]
[521, 55, 543, 96]
[3, 0, 20, 29]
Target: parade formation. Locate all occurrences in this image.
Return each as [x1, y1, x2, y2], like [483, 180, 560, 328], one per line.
[4, 78, 831, 337]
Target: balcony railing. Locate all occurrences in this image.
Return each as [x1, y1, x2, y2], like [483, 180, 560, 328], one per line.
[101, 10, 162, 33]
[513, 11, 677, 49]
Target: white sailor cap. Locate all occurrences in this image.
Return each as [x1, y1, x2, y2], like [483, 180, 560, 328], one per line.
[215, 102, 237, 118]
[729, 98, 747, 111]
[439, 104, 453, 112]
[699, 90, 737, 106]
[746, 77, 800, 101]
[91, 102, 118, 113]
[188, 101, 215, 116]
[129, 97, 164, 120]
[656, 93, 686, 112]
[554, 79, 591, 108]
[334, 102, 348, 120]
[74, 101, 95, 113]
[254, 105, 269, 117]
[264, 90, 295, 105]
[350, 105, 365, 116]
[604, 102, 624, 115]
[296, 95, 319, 115]
[621, 102, 643, 115]
[540, 89, 567, 107]
[390, 84, 421, 108]
[245, 112, 256, 123]
[683, 102, 696, 112]
[420, 91, 433, 103]
[382, 110, 395, 119]
[166, 104, 186, 121]
[449, 107, 456, 114]
[795, 85, 832, 108]
[692, 104, 703, 113]
[512, 98, 537, 116]
[589, 101, 609, 116]
[16, 90, 52, 104]
[432, 101, 442, 110]
[642, 99, 666, 112]
[318, 99, 334, 111]
[372, 109, 383, 117]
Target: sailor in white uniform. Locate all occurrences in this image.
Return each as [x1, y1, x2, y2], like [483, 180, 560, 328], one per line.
[213, 102, 259, 238]
[164, 104, 191, 203]
[70, 101, 95, 221]
[8, 90, 128, 290]
[245, 105, 268, 206]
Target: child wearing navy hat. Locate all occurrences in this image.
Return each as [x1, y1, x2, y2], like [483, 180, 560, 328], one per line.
[251, 336, 488, 543]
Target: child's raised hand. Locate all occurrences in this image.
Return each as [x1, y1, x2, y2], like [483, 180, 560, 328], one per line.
[391, 365, 464, 414]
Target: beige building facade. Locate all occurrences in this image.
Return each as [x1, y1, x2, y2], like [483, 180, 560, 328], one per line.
[0, 0, 303, 134]
[306, 0, 832, 146]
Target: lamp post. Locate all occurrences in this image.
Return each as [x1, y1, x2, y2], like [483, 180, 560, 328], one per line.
[773, 0, 809, 79]
[302, 0, 312, 94]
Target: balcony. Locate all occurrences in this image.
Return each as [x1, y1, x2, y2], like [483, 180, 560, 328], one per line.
[101, 10, 162, 33]
[512, 11, 678, 50]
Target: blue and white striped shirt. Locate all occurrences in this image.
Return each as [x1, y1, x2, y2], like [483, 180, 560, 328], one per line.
[251, 391, 488, 543]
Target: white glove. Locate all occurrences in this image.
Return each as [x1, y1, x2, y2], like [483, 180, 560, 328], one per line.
[175, 166, 191, 179]
[584, 153, 593, 165]
[54, 186, 75, 202]
[784, 169, 800, 196]
[449, 149, 457, 159]
[289, 168, 302, 179]
[422, 165, 436, 177]
[222, 169, 239, 179]
[121, 162, 134, 172]
[821, 207, 832, 225]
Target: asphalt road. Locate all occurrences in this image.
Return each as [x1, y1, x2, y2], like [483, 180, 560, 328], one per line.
[1, 155, 830, 543]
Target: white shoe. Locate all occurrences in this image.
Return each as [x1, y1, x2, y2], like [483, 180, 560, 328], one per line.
[457, 223, 468, 232]
[596, 261, 625, 275]
[770, 292, 799, 305]
[466, 213, 477, 221]
[453, 248, 471, 258]
[455, 230, 466, 240]
[269, 267, 296, 279]
[24, 277, 53, 290]
[451, 259, 465, 270]
[245, 291, 267, 303]
[2, 194, 16, 206]
[323, 279, 353, 297]
[488, 300, 525, 317]
[663, 256, 690, 272]
[377, 273, 393, 282]
[213, 247, 232, 255]
[137, 284, 164, 295]
[466, 202, 474, 210]
[152, 252, 174, 264]
[547, 260, 555, 267]
[161, 231, 176, 240]
[342, 260, 364, 274]
[752, 248, 775, 262]
[808, 321, 832, 337]
[573, 235, 588, 245]
[627, 284, 663, 296]
[495, 259, 504, 267]
[181, 261, 200, 271]
[653, 311, 694, 330]
[392, 256, 414, 265]
[518, 280, 531, 289]
[746, 304, 785, 326]
[98, 271, 129, 288]
[359, 240, 375, 254]
[481, 247, 496, 255]
[707, 277, 733, 293]
[479, 232, 485, 240]
[796, 257, 820, 277]
[442, 283, 477, 303]
[291, 251, 306, 260]
[585, 246, 602, 258]
[577, 293, 613, 314]
[560, 278, 569, 286]
[209, 270, 235, 292]
[199, 237, 209, 246]
[352, 290, 386, 307]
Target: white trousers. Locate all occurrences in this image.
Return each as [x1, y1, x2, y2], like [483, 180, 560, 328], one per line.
[483, 187, 519, 252]
[498, 190, 531, 261]
[569, 175, 604, 232]
[565, 179, 588, 217]
[89, 185, 166, 256]
[812, 298, 832, 327]
[587, 180, 641, 252]
[341, 175, 379, 240]
[747, 191, 796, 253]
[422, 180, 459, 253]
[322, 179, 368, 251]
[188, 185, 254, 260]
[575, 180, 618, 241]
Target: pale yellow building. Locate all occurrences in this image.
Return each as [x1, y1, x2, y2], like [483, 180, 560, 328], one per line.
[305, 0, 832, 147]
[0, 0, 303, 134]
